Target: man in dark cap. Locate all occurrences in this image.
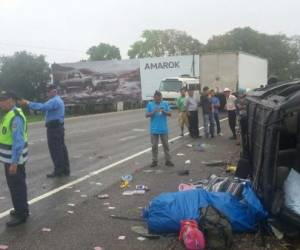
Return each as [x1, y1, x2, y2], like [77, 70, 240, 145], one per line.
[0, 91, 29, 227]
[19, 85, 70, 178]
[146, 91, 174, 167]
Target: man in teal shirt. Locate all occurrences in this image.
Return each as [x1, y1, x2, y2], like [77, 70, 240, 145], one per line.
[146, 91, 174, 167]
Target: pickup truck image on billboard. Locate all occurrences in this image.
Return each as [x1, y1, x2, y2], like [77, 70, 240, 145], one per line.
[52, 59, 141, 104]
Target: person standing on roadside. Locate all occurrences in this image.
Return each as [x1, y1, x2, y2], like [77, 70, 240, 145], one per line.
[19, 85, 70, 178]
[0, 91, 29, 227]
[176, 88, 189, 136]
[235, 88, 247, 145]
[185, 89, 199, 138]
[201, 86, 214, 138]
[146, 91, 174, 168]
[211, 90, 222, 136]
[224, 88, 237, 140]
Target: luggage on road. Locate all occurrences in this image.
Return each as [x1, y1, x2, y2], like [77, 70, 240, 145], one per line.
[179, 220, 205, 250]
[199, 206, 232, 250]
[143, 182, 267, 234]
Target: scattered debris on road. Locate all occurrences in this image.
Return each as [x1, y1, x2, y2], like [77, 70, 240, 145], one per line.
[177, 170, 190, 176]
[226, 164, 237, 173]
[122, 190, 146, 196]
[201, 160, 227, 166]
[185, 160, 191, 165]
[97, 194, 110, 199]
[131, 226, 160, 239]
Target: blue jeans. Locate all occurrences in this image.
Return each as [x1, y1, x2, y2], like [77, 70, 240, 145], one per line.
[213, 112, 221, 134]
[203, 113, 215, 137]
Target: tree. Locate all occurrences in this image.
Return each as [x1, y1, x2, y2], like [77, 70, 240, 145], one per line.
[87, 43, 121, 61]
[204, 27, 299, 80]
[289, 35, 300, 79]
[0, 51, 50, 100]
[128, 29, 203, 58]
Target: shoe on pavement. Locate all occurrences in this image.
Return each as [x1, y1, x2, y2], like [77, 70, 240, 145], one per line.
[150, 161, 158, 168]
[165, 161, 175, 167]
[46, 172, 64, 178]
[218, 133, 223, 136]
[6, 215, 28, 227]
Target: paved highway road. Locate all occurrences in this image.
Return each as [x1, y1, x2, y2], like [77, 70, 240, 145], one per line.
[0, 109, 205, 225]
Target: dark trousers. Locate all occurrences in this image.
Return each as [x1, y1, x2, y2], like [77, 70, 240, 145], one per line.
[228, 110, 237, 137]
[188, 111, 199, 138]
[5, 164, 29, 217]
[47, 126, 70, 175]
[213, 112, 221, 134]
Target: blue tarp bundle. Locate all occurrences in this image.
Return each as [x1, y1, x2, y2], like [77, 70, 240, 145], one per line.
[143, 183, 268, 234]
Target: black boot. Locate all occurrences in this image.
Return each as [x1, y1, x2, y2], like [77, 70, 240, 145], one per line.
[6, 215, 28, 227]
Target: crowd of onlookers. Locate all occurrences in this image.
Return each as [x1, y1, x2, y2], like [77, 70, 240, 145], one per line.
[177, 86, 245, 141]
[145, 87, 246, 168]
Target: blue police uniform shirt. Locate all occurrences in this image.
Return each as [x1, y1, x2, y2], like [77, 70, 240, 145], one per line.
[28, 95, 65, 123]
[211, 96, 220, 114]
[146, 101, 170, 135]
[11, 107, 26, 164]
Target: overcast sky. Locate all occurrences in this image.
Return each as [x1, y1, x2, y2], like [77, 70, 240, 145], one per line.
[0, 0, 299, 63]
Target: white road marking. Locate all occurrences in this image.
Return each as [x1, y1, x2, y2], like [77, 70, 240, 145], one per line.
[0, 118, 228, 220]
[132, 128, 146, 132]
[119, 135, 137, 142]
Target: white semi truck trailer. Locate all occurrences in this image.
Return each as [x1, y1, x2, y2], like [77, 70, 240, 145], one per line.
[200, 52, 268, 93]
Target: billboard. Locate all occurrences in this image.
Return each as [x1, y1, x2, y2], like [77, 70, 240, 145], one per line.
[52, 55, 200, 104]
[139, 55, 199, 100]
[52, 59, 141, 104]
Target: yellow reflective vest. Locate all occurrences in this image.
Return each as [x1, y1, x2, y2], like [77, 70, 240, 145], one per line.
[0, 108, 28, 164]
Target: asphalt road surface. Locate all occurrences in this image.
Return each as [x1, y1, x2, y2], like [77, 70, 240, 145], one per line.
[0, 109, 206, 235]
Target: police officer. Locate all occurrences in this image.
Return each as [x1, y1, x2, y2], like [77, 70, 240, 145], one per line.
[20, 85, 70, 178]
[0, 91, 29, 227]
